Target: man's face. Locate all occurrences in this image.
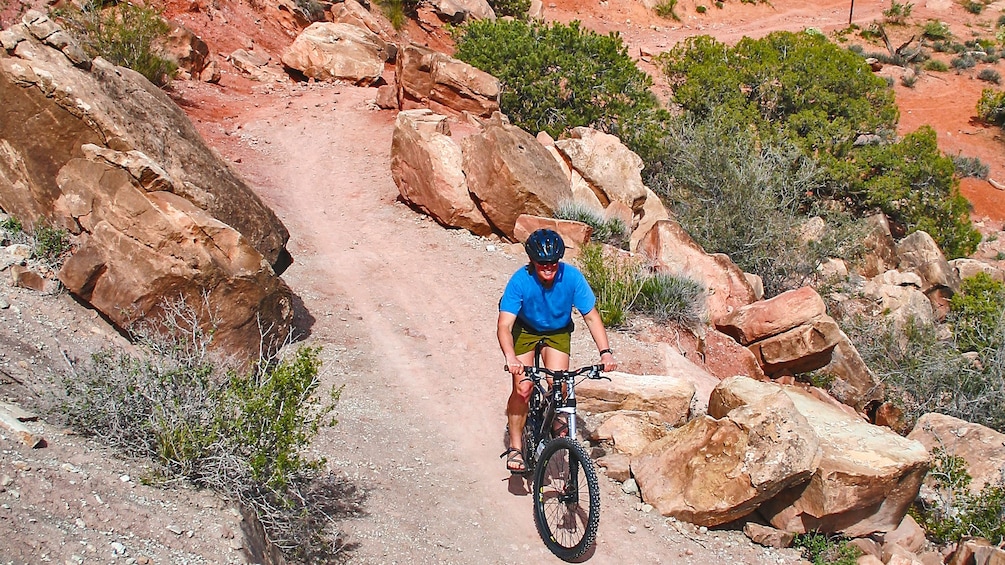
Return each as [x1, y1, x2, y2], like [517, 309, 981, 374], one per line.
[533, 260, 559, 283]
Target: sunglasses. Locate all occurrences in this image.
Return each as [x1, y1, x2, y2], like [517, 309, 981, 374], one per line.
[534, 261, 559, 268]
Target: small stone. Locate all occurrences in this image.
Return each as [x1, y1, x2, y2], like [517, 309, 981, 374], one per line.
[628, 525, 638, 534]
[166, 525, 183, 535]
[621, 478, 639, 495]
[119, 475, 130, 483]
[111, 541, 126, 555]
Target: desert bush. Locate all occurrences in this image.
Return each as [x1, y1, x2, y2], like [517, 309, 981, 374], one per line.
[792, 532, 862, 565]
[951, 54, 977, 69]
[883, 0, 913, 24]
[32, 223, 70, 264]
[453, 19, 661, 139]
[950, 273, 1005, 355]
[978, 68, 1002, 83]
[952, 154, 990, 178]
[489, 0, 531, 19]
[294, 0, 326, 22]
[654, 0, 680, 20]
[922, 20, 952, 40]
[839, 126, 980, 258]
[634, 271, 707, 329]
[901, 72, 919, 87]
[912, 448, 1005, 545]
[575, 243, 643, 327]
[962, 0, 985, 14]
[924, 59, 950, 71]
[554, 201, 629, 249]
[842, 314, 1005, 432]
[56, 299, 354, 562]
[645, 112, 863, 296]
[56, 0, 177, 86]
[977, 88, 1005, 126]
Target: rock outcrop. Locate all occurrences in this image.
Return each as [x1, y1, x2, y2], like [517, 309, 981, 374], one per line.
[281, 22, 390, 85]
[1, 12, 295, 358]
[396, 43, 500, 119]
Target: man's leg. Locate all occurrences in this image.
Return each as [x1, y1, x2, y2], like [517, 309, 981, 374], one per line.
[506, 350, 536, 455]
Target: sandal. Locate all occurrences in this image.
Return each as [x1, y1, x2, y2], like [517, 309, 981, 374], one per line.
[552, 414, 569, 438]
[500, 448, 526, 474]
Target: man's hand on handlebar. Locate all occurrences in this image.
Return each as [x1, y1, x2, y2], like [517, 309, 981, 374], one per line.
[600, 351, 617, 372]
[506, 360, 525, 375]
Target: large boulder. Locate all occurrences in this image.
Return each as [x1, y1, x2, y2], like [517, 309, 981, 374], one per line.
[576, 371, 695, 427]
[56, 155, 293, 358]
[632, 377, 821, 526]
[0, 12, 291, 272]
[396, 43, 500, 118]
[907, 413, 1005, 494]
[637, 219, 757, 324]
[716, 286, 826, 346]
[553, 127, 649, 214]
[0, 13, 294, 358]
[896, 230, 961, 319]
[461, 114, 571, 237]
[280, 22, 390, 85]
[750, 385, 930, 536]
[389, 109, 492, 235]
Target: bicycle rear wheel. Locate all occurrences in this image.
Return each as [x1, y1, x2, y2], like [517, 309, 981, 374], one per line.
[532, 437, 600, 561]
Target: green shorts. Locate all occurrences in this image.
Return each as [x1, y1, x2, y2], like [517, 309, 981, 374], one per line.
[512, 319, 573, 356]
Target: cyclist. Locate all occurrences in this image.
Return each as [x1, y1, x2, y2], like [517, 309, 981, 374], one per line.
[497, 228, 617, 473]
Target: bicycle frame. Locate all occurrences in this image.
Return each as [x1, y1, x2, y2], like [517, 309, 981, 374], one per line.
[521, 341, 605, 470]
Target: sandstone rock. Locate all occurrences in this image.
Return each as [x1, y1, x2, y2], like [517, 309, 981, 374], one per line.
[55, 157, 294, 359]
[396, 43, 500, 118]
[742, 522, 794, 548]
[857, 213, 898, 278]
[907, 412, 1005, 493]
[896, 230, 960, 319]
[157, 22, 211, 80]
[950, 257, 1005, 283]
[375, 83, 398, 109]
[630, 187, 669, 253]
[716, 286, 826, 346]
[0, 23, 290, 270]
[461, 114, 570, 237]
[554, 127, 649, 214]
[595, 451, 631, 482]
[390, 109, 492, 235]
[751, 385, 930, 536]
[511, 215, 591, 258]
[229, 49, 287, 82]
[425, 0, 496, 22]
[883, 514, 928, 555]
[747, 316, 842, 376]
[589, 410, 668, 456]
[637, 219, 756, 325]
[330, 0, 399, 54]
[576, 371, 695, 427]
[814, 332, 885, 412]
[633, 379, 820, 527]
[280, 22, 388, 85]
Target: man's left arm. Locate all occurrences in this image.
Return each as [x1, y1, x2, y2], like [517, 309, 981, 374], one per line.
[582, 308, 617, 371]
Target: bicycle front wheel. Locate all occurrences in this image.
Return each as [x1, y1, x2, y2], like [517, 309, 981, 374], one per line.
[532, 437, 600, 562]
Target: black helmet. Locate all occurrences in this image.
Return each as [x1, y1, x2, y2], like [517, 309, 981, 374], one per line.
[525, 229, 565, 263]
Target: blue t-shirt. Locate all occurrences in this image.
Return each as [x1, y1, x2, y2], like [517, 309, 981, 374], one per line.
[499, 263, 597, 332]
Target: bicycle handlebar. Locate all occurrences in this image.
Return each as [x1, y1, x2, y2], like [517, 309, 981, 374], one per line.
[503, 364, 609, 381]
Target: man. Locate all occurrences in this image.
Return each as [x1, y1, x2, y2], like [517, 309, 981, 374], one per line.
[497, 228, 617, 473]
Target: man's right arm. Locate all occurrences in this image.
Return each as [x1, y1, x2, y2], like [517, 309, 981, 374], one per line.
[497, 311, 523, 374]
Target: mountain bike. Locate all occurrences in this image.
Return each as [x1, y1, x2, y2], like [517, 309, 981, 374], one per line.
[515, 340, 609, 561]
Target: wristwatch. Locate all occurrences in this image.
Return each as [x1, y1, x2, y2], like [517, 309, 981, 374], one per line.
[599, 348, 613, 356]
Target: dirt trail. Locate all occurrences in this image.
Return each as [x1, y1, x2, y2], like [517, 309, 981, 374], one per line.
[175, 80, 804, 563]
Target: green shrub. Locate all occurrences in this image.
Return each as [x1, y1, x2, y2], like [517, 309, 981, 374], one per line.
[56, 1, 178, 86]
[635, 271, 707, 329]
[951, 54, 977, 69]
[883, 0, 913, 24]
[0, 215, 23, 239]
[575, 243, 643, 327]
[923, 20, 952, 40]
[32, 223, 70, 264]
[645, 112, 862, 297]
[696, 4, 707, 14]
[962, 0, 984, 14]
[792, 532, 862, 565]
[977, 88, 1005, 126]
[950, 272, 1005, 355]
[56, 300, 351, 561]
[489, 0, 531, 19]
[554, 201, 629, 249]
[923, 59, 950, 71]
[913, 448, 1005, 545]
[840, 126, 980, 258]
[978, 67, 1002, 83]
[952, 154, 990, 178]
[842, 314, 1005, 432]
[901, 72, 919, 87]
[453, 19, 661, 139]
[654, 0, 680, 20]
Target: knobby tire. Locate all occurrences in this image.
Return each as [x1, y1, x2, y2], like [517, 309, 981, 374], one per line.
[532, 437, 600, 562]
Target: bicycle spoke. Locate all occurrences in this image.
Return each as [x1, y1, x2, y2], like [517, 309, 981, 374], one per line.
[532, 438, 600, 561]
